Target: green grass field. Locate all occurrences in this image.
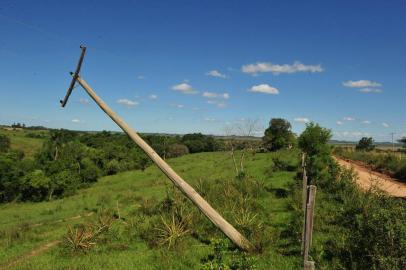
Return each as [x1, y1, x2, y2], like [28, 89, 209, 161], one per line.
[0, 150, 301, 269]
[0, 129, 47, 159]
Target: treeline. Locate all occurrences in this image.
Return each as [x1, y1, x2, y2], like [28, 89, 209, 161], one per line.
[0, 130, 224, 203]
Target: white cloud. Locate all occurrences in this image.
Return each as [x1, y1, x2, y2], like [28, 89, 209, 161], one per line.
[71, 118, 82, 123]
[362, 120, 371, 124]
[358, 88, 382, 93]
[202, 91, 230, 99]
[336, 120, 343, 125]
[137, 75, 145, 80]
[206, 70, 226, 79]
[294, 117, 310, 123]
[343, 116, 355, 121]
[241, 61, 323, 75]
[248, 84, 279, 95]
[116, 98, 139, 107]
[171, 83, 198, 94]
[204, 117, 216, 122]
[149, 94, 158, 100]
[171, 103, 184, 109]
[217, 103, 227, 108]
[335, 131, 368, 138]
[342, 80, 382, 88]
[382, 122, 390, 128]
[79, 98, 90, 105]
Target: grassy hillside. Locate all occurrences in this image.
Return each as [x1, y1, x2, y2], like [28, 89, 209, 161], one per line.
[0, 129, 46, 159]
[0, 150, 301, 269]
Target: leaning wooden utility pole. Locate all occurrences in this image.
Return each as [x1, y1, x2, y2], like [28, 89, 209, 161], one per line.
[60, 46, 253, 251]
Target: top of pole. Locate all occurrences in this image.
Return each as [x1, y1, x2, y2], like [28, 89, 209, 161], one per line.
[60, 45, 87, 107]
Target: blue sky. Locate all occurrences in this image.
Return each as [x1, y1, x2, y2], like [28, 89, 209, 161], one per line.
[1, 0, 405, 141]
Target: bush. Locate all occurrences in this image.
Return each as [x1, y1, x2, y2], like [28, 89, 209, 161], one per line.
[298, 122, 333, 186]
[166, 143, 189, 158]
[0, 134, 10, 153]
[20, 170, 51, 201]
[105, 159, 121, 175]
[355, 137, 375, 151]
[395, 164, 406, 183]
[295, 123, 406, 269]
[182, 133, 219, 153]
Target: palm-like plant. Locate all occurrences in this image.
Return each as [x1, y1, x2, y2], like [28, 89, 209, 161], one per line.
[156, 213, 190, 249]
[64, 226, 96, 252]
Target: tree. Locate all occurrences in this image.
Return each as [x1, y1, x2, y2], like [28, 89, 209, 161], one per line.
[182, 133, 219, 153]
[398, 137, 406, 152]
[356, 137, 375, 151]
[262, 118, 295, 151]
[224, 118, 260, 176]
[0, 134, 10, 153]
[166, 143, 189, 158]
[20, 170, 51, 201]
[298, 122, 333, 186]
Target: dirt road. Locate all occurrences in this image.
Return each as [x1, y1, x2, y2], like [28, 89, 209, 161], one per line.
[334, 157, 406, 198]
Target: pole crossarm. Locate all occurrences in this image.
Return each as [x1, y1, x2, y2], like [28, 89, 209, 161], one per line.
[60, 46, 253, 251]
[60, 45, 87, 107]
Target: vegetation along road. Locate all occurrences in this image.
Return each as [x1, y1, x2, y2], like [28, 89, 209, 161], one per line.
[335, 157, 406, 197]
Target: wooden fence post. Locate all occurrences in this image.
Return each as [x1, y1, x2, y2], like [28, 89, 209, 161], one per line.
[70, 75, 253, 251]
[303, 185, 317, 269]
[301, 152, 307, 253]
[304, 261, 315, 270]
[301, 153, 307, 211]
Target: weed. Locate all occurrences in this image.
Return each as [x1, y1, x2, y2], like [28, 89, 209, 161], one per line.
[63, 225, 96, 253]
[156, 213, 190, 249]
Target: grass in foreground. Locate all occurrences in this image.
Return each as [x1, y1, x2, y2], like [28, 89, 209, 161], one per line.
[0, 150, 301, 269]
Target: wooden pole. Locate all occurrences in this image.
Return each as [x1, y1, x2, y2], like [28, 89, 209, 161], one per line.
[301, 152, 307, 253]
[304, 261, 315, 270]
[73, 75, 253, 251]
[60, 45, 86, 107]
[302, 153, 308, 212]
[303, 185, 316, 269]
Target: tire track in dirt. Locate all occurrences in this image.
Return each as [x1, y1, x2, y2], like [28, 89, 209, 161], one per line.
[0, 240, 61, 270]
[334, 157, 406, 198]
[0, 212, 94, 270]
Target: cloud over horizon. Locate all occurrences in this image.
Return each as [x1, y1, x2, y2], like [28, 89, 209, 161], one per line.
[242, 61, 323, 75]
[358, 88, 382, 93]
[116, 98, 138, 107]
[248, 84, 279, 94]
[202, 91, 229, 99]
[342, 80, 382, 88]
[206, 70, 227, 79]
[171, 83, 198, 94]
[294, 117, 310, 123]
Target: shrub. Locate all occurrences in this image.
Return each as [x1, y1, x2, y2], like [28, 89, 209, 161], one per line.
[105, 159, 121, 175]
[166, 143, 189, 158]
[395, 164, 406, 183]
[0, 134, 10, 153]
[20, 170, 51, 201]
[156, 213, 190, 249]
[64, 225, 96, 254]
[355, 137, 375, 151]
